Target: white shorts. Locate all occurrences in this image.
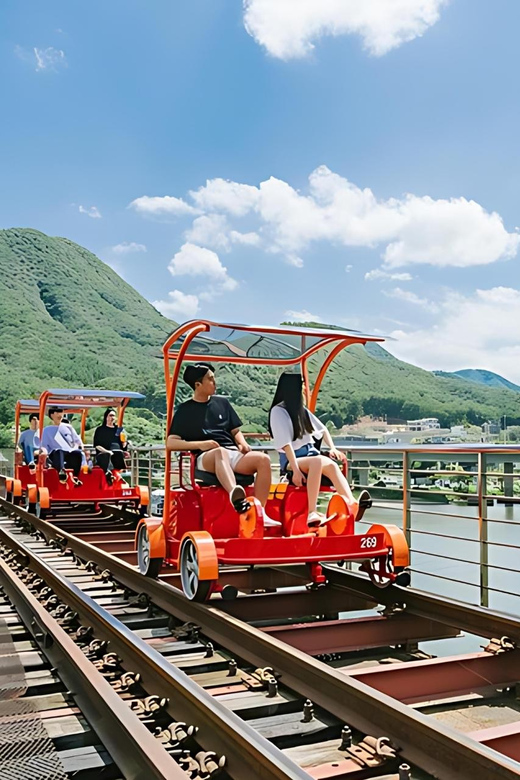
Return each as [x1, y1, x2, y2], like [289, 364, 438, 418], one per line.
[196, 448, 245, 472]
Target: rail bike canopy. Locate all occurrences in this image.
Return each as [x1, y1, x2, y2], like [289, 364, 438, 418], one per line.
[163, 320, 386, 419]
[15, 388, 145, 441]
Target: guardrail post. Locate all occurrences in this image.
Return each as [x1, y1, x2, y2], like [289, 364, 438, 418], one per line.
[504, 461, 514, 507]
[402, 451, 411, 547]
[478, 452, 489, 608]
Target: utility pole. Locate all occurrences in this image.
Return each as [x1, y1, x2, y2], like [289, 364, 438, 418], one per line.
[504, 414, 507, 444]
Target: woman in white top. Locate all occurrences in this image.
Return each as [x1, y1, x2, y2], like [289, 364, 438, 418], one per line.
[268, 373, 370, 526]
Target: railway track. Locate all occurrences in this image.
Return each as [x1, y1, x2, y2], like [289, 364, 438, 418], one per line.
[1, 497, 520, 779]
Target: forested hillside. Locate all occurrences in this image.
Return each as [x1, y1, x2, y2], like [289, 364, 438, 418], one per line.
[435, 368, 520, 394]
[1, 228, 519, 445]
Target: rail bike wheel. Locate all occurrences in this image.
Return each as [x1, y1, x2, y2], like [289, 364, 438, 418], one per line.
[137, 523, 163, 578]
[179, 532, 218, 602]
[25, 484, 40, 518]
[38, 488, 50, 520]
[359, 523, 410, 588]
[360, 555, 395, 588]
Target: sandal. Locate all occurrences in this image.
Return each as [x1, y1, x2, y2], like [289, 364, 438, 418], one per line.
[72, 476, 83, 488]
[355, 490, 372, 522]
[58, 470, 68, 484]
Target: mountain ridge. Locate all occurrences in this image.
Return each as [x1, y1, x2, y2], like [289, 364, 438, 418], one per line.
[0, 228, 519, 441]
[434, 368, 520, 394]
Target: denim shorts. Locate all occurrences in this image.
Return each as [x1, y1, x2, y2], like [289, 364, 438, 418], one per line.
[279, 443, 320, 473]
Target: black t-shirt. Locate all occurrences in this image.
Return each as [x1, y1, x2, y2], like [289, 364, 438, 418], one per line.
[94, 425, 124, 452]
[169, 396, 242, 455]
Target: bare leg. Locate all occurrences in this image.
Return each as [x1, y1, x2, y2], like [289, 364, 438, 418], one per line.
[199, 448, 236, 493]
[292, 456, 325, 514]
[235, 452, 271, 506]
[296, 455, 356, 513]
[321, 458, 356, 504]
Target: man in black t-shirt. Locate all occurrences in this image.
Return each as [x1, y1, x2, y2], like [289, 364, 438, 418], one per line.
[167, 363, 280, 525]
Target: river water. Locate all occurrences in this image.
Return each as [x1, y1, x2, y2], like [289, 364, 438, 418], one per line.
[359, 500, 520, 615]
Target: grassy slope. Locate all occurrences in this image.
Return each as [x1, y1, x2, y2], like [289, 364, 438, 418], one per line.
[0, 229, 519, 439]
[0, 227, 171, 423]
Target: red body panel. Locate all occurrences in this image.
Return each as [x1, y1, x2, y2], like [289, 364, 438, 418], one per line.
[213, 532, 387, 566]
[163, 481, 385, 568]
[38, 466, 140, 505]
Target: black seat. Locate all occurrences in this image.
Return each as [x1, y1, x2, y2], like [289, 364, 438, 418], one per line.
[194, 469, 254, 487]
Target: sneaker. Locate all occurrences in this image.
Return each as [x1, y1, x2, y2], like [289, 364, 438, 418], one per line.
[106, 471, 114, 486]
[230, 485, 249, 514]
[263, 514, 282, 528]
[307, 511, 328, 527]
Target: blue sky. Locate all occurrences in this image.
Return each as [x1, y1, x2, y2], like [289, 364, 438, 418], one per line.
[2, 1, 520, 381]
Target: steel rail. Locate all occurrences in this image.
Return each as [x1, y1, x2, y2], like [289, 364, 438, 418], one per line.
[2, 500, 520, 779]
[0, 518, 310, 780]
[322, 564, 520, 643]
[0, 551, 184, 780]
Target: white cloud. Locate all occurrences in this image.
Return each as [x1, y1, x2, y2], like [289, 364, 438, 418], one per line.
[111, 241, 147, 255]
[389, 287, 520, 384]
[285, 309, 323, 322]
[79, 205, 102, 219]
[185, 214, 260, 251]
[243, 0, 449, 59]
[382, 196, 520, 268]
[137, 165, 519, 273]
[153, 290, 199, 320]
[190, 178, 260, 216]
[365, 269, 413, 281]
[16, 45, 67, 72]
[383, 286, 439, 312]
[34, 47, 66, 71]
[345, 264, 353, 273]
[129, 195, 199, 218]
[230, 230, 260, 246]
[168, 243, 238, 291]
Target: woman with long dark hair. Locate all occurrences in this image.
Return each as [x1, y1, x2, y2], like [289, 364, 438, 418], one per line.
[93, 408, 128, 485]
[268, 373, 370, 526]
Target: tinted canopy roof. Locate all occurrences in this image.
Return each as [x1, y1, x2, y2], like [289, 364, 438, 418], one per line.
[166, 321, 385, 364]
[47, 389, 145, 401]
[17, 389, 144, 415]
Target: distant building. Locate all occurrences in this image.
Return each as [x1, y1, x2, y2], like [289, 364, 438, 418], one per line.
[450, 425, 467, 439]
[482, 421, 500, 436]
[406, 418, 441, 431]
[333, 435, 379, 446]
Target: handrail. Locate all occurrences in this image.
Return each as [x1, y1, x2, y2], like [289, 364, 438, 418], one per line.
[127, 441, 520, 612]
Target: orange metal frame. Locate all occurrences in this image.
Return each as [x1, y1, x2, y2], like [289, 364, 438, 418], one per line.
[162, 319, 385, 515]
[15, 393, 135, 490]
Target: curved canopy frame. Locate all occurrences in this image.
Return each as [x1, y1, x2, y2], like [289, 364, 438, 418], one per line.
[15, 388, 145, 442]
[163, 320, 385, 424]
[161, 320, 385, 521]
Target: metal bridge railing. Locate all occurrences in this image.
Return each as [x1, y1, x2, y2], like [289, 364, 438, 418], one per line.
[128, 443, 520, 615]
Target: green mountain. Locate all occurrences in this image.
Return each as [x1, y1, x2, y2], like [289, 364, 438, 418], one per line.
[1, 228, 519, 444]
[0, 227, 172, 439]
[435, 368, 520, 394]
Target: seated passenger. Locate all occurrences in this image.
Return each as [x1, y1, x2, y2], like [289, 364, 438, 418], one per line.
[93, 408, 128, 484]
[268, 373, 371, 526]
[40, 406, 84, 486]
[166, 362, 280, 527]
[17, 413, 39, 467]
